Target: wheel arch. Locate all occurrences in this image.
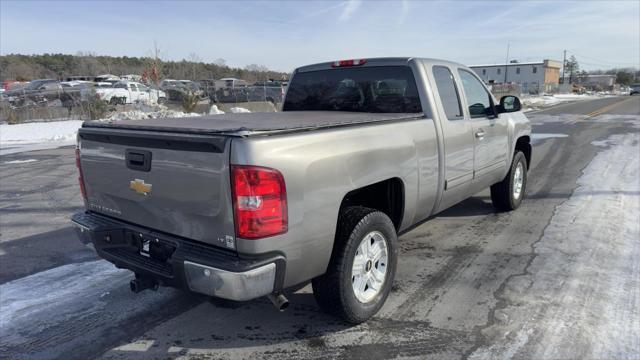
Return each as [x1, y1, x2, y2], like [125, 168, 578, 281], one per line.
[515, 135, 532, 168]
[337, 177, 405, 232]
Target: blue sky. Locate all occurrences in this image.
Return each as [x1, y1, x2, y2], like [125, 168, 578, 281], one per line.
[1, 0, 638, 72]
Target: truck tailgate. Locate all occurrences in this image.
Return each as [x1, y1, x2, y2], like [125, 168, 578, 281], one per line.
[78, 127, 236, 250]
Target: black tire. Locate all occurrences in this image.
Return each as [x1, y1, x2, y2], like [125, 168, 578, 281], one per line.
[312, 206, 398, 324]
[491, 151, 528, 211]
[109, 97, 119, 105]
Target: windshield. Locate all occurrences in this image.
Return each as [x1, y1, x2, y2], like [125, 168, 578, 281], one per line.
[283, 66, 422, 113]
[24, 80, 49, 90]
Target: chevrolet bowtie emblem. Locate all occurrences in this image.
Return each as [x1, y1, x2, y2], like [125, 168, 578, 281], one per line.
[130, 179, 152, 195]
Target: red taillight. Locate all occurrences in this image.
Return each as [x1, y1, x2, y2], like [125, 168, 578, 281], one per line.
[231, 165, 287, 239]
[76, 148, 87, 199]
[331, 59, 366, 67]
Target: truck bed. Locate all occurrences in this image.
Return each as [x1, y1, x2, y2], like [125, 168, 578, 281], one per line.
[82, 111, 424, 137]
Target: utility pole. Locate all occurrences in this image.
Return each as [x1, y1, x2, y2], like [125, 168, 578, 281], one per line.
[504, 42, 510, 83]
[561, 50, 566, 85]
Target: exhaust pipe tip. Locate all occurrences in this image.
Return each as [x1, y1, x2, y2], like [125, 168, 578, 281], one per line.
[130, 278, 158, 293]
[267, 292, 289, 311]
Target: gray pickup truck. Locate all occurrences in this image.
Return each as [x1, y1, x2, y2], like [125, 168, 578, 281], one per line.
[72, 57, 531, 323]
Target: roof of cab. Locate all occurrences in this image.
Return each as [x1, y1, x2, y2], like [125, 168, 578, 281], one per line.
[294, 57, 468, 73]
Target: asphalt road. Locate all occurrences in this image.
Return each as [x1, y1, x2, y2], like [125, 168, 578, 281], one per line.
[1, 96, 638, 359]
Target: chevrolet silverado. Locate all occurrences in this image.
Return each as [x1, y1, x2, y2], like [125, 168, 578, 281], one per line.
[72, 57, 531, 323]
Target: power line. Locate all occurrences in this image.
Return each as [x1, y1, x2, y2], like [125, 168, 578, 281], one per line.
[568, 51, 639, 67]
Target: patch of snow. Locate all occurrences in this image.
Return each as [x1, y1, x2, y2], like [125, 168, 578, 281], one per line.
[0, 261, 125, 326]
[3, 159, 38, 164]
[107, 109, 201, 121]
[0, 260, 185, 359]
[470, 130, 640, 359]
[208, 105, 225, 115]
[531, 133, 569, 144]
[0, 120, 83, 155]
[521, 94, 609, 111]
[229, 107, 251, 113]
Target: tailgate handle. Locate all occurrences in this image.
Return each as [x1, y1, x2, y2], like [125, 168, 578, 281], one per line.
[125, 149, 152, 172]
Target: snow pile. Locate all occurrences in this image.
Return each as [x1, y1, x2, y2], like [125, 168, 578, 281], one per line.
[107, 108, 201, 121]
[521, 94, 606, 111]
[0, 120, 83, 155]
[230, 107, 251, 113]
[209, 105, 225, 115]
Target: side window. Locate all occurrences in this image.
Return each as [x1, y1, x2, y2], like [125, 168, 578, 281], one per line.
[482, 69, 486, 75]
[458, 70, 493, 118]
[129, 84, 138, 91]
[433, 66, 463, 120]
[516, 67, 520, 74]
[497, 68, 501, 75]
[533, 66, 537, 74]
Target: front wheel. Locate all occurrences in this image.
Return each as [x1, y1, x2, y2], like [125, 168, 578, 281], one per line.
[312, 207, 397, 324]
[491, 151, 528, 211]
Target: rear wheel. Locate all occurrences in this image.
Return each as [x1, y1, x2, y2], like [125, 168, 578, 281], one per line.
[491, 151, 527, 211]
[312, 206, 397, 324]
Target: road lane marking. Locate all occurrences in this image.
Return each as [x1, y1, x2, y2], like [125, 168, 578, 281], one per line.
[586, 97, 636, 118]
[564, 97, 635, 124]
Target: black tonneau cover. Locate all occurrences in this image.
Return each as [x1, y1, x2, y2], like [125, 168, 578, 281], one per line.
[82, 111, 424, 137]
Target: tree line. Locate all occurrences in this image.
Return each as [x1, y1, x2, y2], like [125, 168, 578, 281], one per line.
[563, 55, 638, 85]
[0, 53, 289, 83]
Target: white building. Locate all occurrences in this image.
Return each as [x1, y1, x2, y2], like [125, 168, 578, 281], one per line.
[583, 74, 616, 89]
[469, 60, 562, 93]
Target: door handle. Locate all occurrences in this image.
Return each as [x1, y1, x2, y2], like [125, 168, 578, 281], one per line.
[475, 130, 486, 139]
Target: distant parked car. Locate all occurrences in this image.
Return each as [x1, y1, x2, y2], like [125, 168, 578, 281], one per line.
[93, 81, 166, 105]
[4, 79, 63, 107]
[161, 79, 205, 102]
[630, 84, 640, 95]
[64, 76, 96, 82]
[94, 74, 121, 84]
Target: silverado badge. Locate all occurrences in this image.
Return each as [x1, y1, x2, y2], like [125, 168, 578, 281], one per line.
[130, 179, 152, 195]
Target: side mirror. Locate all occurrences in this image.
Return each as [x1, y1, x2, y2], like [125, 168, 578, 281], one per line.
[498, 95, 521, 113]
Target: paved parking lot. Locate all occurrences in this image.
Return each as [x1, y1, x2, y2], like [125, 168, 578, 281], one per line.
[1, 96, 638, 359]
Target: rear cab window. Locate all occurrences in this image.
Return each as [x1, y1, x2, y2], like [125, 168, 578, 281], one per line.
[283, 66, 422, 113]
[432, 66, 463, 120]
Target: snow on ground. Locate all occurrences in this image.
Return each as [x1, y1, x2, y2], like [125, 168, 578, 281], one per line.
[470, 127, 640, 359]
[106, 107, 201, 121]
[530, 133, 568, 144]
[208, 105, 225, 114]
[3, 159, 38, 164]
[0, 120, 83, 155]
[521, 94, 609, 112]
[0, 106, 208, 155]
[0, 260, 187, 359]
[229, 107, 251, 113]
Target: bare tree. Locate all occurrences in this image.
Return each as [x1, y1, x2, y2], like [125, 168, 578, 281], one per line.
[188, 53, 201, 80]
[144, 41, 164, 87]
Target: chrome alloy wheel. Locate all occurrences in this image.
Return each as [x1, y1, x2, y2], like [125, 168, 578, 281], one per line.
[351, 231, 389, 303]
[513, 162, 524, 199]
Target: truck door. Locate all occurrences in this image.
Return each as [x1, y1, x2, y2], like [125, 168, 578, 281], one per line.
[457, 69, 508, 190]
[430, 65, 476, 210]
[128, 83, 138, 103]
